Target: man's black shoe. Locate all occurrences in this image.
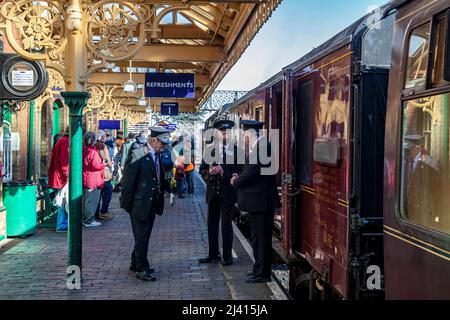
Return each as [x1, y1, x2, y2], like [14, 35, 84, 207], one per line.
[221, 259, 233, 266]
[136, 271, 156, 281]
[198, 256, 221, 263]
[245, 276, 271, 284]
[130, 265, 155, 273]
[246, 271, 255, 277]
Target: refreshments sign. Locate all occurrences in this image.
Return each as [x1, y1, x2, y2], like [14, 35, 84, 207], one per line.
[145, 73, 195, 98]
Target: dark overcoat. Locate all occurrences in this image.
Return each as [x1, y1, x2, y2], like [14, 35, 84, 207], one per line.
[120, 146, 169, 220]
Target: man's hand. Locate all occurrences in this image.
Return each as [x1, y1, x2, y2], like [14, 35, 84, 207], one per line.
[230, 173, 239, 186]
[215, 165, 224, 177]
[209, 165, 221, 176]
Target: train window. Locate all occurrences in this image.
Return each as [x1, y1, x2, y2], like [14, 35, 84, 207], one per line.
[362, 13, 395, 67]
[255, 107, 263, 122]
[432, 12, 449, 86]
[405, 22, 431, 89]
[400, 93, 450, 235]
[296, 81, 313, 184]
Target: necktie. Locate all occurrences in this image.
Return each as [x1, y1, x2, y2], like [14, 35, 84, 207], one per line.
[408, 160, 414, 181]
[154, 153, 160, 183]
[222, 145, 226, 164]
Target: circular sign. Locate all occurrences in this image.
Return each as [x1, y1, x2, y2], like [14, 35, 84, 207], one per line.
[0, 54, 48, 100]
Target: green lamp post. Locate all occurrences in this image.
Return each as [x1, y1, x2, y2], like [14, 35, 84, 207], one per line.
[60, 91, 91, 278]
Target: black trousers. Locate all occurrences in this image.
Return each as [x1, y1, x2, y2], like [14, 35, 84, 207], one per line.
[207, 197, 234, 261]
[249, 211, 274, 278]
[130, 211, 156, 273]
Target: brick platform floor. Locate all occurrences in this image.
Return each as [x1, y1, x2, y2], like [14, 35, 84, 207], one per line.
[0, 173, 277, 300]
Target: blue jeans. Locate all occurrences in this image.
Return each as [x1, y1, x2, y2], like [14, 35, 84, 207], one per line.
[185, 170, 194, 194]
[99, 181, 113, 214]
[177, 179, 186, 196]
[56, 207, 68, 231]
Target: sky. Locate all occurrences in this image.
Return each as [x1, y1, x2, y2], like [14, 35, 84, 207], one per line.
[217, 0, 384, 91]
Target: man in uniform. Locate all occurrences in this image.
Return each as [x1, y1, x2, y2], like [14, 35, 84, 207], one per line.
[231, 120, 280, 283]
[199, 119, 243, 266]
[404, 134, 439, 226]
[120, 127, 171, 281]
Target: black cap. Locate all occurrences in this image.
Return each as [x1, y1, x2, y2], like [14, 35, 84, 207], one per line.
[149, 127, 171, 144]
[214, 119, 235, 130]
[240, 120, 264, 131]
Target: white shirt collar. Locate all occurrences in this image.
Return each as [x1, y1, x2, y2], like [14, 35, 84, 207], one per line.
[147, 143, 156, 158]
[412, 151, 422, 170]
[250, 136, 264, 151]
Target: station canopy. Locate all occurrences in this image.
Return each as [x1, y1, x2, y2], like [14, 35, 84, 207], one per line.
[0, 0, 282, 119]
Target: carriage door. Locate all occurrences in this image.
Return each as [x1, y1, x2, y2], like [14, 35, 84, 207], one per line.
[292, 80, 314, 252]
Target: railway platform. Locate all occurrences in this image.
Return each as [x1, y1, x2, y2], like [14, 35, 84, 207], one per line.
[0, 173, 285, 300]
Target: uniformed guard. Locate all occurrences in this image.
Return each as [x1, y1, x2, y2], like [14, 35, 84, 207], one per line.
[231, 120, 280, 283]
[120, 127, 171, 281]
[199, 119, 243, 266]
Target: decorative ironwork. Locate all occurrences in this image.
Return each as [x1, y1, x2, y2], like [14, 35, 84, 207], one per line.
[0, 1, 66, 62]
[85, 1, 149, 62]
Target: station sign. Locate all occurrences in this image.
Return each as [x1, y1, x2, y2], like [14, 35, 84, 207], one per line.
[161, 102, 179, 116]
[0, 54, 48, 100]
[145, 73, 195, 98]
[99, 120, 121, 130]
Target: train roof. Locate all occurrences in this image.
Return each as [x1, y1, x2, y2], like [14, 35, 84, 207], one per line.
[285, 0, 411, 73]
[222, 0, 411, 112]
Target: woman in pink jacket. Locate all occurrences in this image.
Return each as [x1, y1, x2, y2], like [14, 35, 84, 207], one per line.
[82, 131, 105, 227]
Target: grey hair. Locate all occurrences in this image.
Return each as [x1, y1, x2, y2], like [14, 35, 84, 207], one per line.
[96, 130, 106, 141]
[84, 131, 97, 146]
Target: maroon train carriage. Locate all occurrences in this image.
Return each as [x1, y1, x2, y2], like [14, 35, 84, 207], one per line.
[209, 0, 449, 300]
[223, 2, 399, 299]
[383, 0, 450, 299]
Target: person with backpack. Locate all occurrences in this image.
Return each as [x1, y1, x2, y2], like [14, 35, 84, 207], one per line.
[160, 143, 176, 206]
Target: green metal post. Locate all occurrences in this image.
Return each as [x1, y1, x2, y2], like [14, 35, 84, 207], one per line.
[123, 118, 128, 137]
[52, 102, 61, 147]
[60, 91, 91, 277]
[27, 100, 35, 180]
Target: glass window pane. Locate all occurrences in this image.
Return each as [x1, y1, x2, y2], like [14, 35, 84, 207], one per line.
[362, 13, 395, 67]
[432, 16, 447, 86]
[401, 93, 450, 235]
[405, 23, 431, 89]
[177, 13, 191, 25]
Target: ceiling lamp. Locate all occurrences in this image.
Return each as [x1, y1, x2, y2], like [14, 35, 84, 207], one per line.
[138, 84, 147, 106]
[123, 60, 137, 93]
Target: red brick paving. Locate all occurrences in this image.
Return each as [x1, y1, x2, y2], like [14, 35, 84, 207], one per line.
[0, 173, 275, 300]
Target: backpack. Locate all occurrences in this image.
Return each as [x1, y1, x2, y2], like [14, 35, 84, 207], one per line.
[160, 148, 174, 171]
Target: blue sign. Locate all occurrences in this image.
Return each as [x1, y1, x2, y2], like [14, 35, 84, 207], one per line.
[99, 120, 120, 130]
[145, 73, 195, 98]
[166, 124, 177, 131]
[161, 102, 179, 116]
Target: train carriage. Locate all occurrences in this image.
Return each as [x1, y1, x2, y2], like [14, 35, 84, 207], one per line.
[383, 0, 450, 299]
[280, 4, 398, 299]
[205, 0, 449, 300]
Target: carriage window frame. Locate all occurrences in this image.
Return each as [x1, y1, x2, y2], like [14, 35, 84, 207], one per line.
[403, 22, 432, 92]
[403, 10, 450, 95]
[398, 10, 450, 241]
[399, 93, 450, 237]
